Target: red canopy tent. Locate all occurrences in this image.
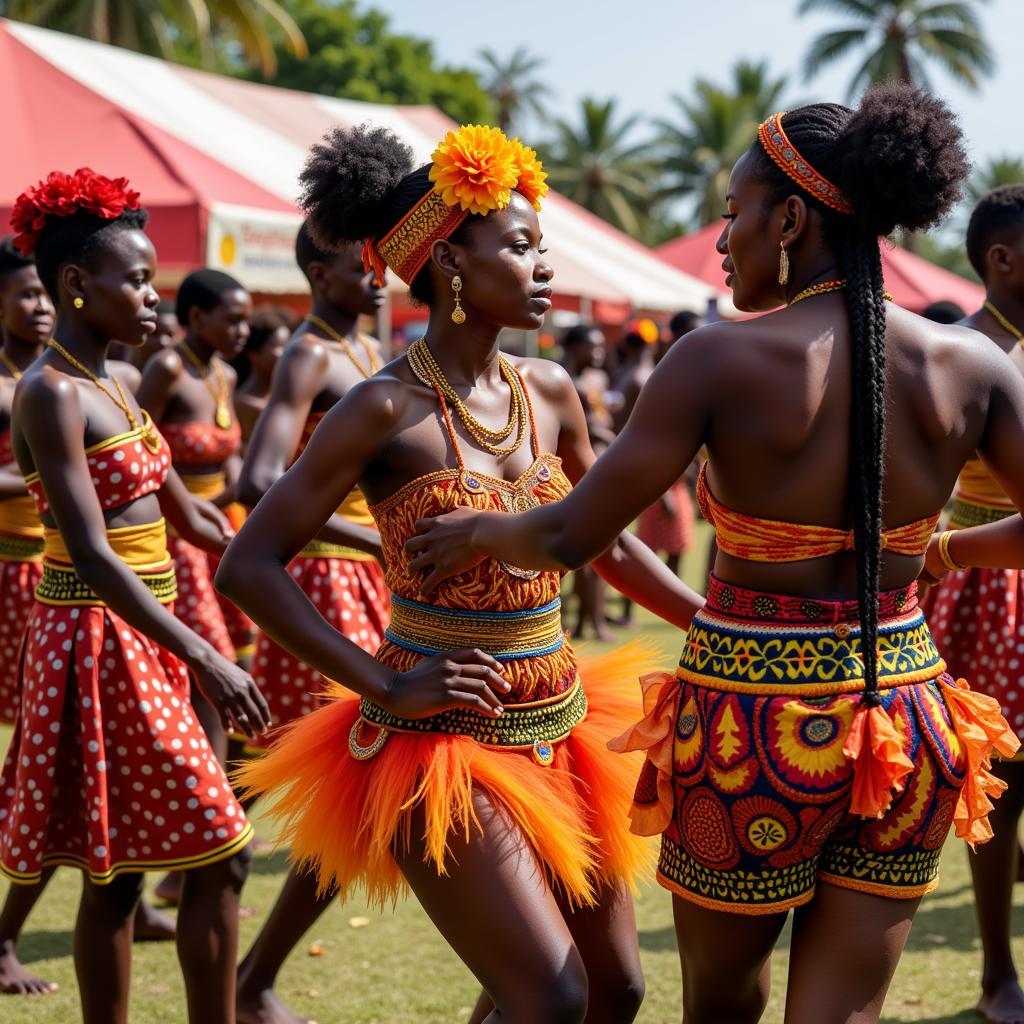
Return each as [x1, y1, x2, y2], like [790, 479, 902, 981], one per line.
[656, 223, 984, 314]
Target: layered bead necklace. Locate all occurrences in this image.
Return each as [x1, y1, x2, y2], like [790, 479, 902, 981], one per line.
[304, 314, 381, 379]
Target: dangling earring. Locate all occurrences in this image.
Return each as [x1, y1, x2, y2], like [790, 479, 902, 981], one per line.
[777, 241, 789, 287]
[73, 297, 85, 309]
[450, 275, 465, 325]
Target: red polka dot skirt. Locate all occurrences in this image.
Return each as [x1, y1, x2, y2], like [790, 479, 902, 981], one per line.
[0, 603, 252, 883]
[167, 535, 236, 663]
[251, 556, 388, 751]
[0, 559, 40, 725]
[929, 566, 1024, 739]
[637, 481, 695, 557]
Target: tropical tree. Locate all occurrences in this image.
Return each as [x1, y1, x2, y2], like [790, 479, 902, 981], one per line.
[1, 0, 307, 78]
[657, 60, 788, 227]
[540, 98, 660, 242]
[968, 155, 1024, 203]
[800, 0, 994, 99]
[476, 46, 552, 133]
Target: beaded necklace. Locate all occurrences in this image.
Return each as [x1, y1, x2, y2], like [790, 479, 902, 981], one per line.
[984, 301, 1023, 344]
[0, 350, 24, 381]
[788, 278, 895, 307]
[304, 315, 381, 379]
[177, 342, 232, 429]
[48, 339, 162, 454]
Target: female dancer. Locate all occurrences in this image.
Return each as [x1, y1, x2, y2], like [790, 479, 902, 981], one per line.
[0, 168, 269, 1024]
[232, 306, 291, 442]
[404, 87, 1024, 1023]
[219, 123, 702, 1022]
[928, 184, 1024, 1024]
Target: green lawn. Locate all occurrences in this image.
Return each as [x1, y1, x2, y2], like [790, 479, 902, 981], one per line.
[1, 538, 1019, 1022]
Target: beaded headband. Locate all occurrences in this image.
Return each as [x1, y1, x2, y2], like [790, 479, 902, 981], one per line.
[757, 113, 853, 215]
[361, 124, 548, 286]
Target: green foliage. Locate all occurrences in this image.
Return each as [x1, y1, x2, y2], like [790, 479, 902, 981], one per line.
[254, 0, 493, 124]
[539, 97, 662, 243]
[656, 60, 789, 228]
[1, 0, 307, 78]
[800, 0, 995, 99]
[477, 46, 552, 134]
[914, 231, 979, 281]
[968, 155, 1024, 203]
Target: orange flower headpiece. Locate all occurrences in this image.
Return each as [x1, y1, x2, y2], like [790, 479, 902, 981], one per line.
[757, 113, 853, 215]
[361, 124, 549, 286]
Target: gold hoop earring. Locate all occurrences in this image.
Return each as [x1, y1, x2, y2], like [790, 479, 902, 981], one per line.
[450, 275, 465, 325]
[73, 297, 85, 309]
[777, 242, 789, 287]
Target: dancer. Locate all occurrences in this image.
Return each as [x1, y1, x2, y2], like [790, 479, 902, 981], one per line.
[228, 222, 390, 1024]
[232, 306, 291, 441]
[405, 87, 1024, 1024]
[219, 122, 705, 1023]
[927, 185, 1024, 1024]
[0, 168, 269, 1024]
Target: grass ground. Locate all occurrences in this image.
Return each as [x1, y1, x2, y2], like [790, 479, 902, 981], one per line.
[1, 534, 1020, 1022]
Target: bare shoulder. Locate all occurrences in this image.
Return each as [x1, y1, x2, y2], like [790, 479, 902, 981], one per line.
[507, 354, 574, 401]
[325, 365, 416, 431]
[280, 330, 332, 373]
[146, 346, 185, 382]
[14, 363, 82, 422]
[219, 358, 239, 386]
[109, 359, 142, 395]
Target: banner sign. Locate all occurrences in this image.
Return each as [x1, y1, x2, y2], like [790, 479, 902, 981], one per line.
[206, 203, 306, 294]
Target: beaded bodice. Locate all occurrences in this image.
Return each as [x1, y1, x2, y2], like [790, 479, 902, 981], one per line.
[159, 419, 241, 467]
[26, 426, 170, 516]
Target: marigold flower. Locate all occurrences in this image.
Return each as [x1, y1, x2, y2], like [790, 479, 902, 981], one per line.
[429, 125, 519, 215]
[510, 140, 548, 211]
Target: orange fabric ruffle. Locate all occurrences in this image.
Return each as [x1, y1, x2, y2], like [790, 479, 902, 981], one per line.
[607, 670, 680, 836]
[841, 700, 914, 818]
[940, 677, 1021, 848]
[237, 643, 659, 909]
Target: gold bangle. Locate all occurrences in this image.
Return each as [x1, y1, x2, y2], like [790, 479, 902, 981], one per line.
[937, 530, 966, 572]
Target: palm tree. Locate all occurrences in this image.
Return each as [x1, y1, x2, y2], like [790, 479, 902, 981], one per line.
[540, 98, 659, 242]
[968, 155, 1024, 203]
[800, 0, 994, 99]
[477, 46, 553, 133]
[3, 0, 307, 79]
[657, 61, 788, 227]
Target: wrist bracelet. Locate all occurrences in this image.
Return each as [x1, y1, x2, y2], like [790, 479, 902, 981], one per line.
[937, 530, 966, 572]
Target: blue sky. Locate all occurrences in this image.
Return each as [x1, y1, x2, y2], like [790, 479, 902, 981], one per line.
[383, 0, 1023, 179]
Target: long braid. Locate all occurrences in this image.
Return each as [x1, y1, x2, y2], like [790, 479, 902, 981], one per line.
[842, 235, 888, 703]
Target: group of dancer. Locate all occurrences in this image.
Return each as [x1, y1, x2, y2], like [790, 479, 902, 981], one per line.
[1, 79, 1024, 1024]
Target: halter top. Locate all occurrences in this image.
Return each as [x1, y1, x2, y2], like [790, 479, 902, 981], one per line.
[159, 419, 241, 467]
[696, 462, 940, 563]
[25, 425, 171, 517]
[368, 366, 575, 703]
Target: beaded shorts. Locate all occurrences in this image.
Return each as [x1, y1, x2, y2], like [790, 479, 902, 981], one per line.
[646, 578, 967, 914]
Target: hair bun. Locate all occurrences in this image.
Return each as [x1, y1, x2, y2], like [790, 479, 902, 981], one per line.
[298, 124, 415, 250]
[836, 81, 968, 237]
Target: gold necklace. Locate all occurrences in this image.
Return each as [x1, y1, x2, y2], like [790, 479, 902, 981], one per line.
[48, 340, 162, 454]
[178, 342, 232, 429]
[304, 315, 381, 379]
[984, 301, 1023, 344]
[406, 338, 527, 458]
[788, 278, 895, 307]
[0, 349, 23, 381]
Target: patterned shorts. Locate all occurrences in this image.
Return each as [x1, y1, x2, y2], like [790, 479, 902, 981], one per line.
[652, 578, 967, 914]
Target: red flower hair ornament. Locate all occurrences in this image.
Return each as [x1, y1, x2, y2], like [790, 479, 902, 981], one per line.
[11, 168, 141, 255]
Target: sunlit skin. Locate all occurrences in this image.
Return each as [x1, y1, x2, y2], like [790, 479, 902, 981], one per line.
[218, 191, 702, 1022]
[10, 226, 270, 1024]
[403, 160, 1024, 1023]
[234, 322, 288, 442]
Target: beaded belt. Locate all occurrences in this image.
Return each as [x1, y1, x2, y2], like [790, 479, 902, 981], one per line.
[949, 495, 1015, 529]
[385, 594, 565, 661]
[0, 532, 44, 563]
[349, 678, 586, 765]
[35, 560, 177, 606]
[678, 607, 945, 696]
[298, 537, 373, 561]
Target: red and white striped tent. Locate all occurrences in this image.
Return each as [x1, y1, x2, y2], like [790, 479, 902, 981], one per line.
[0, 18, 720, 326]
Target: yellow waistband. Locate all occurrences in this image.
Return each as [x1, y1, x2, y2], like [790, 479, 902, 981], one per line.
[0, 494, 43, 539]
[44, 519, 172, 572]
[336, 486, 374, 528]
[298, 538, 376, 562]
[178, 472, 227, 501]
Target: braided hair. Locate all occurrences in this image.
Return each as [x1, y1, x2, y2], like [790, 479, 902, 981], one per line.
[748, 83, 967, 702]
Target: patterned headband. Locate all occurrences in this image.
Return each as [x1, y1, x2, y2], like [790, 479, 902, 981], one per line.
[757, 113, 853, 215]
[361, 124, 549, 287]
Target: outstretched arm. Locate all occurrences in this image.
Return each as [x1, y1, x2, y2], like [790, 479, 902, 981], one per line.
[406, 335, 713, 610]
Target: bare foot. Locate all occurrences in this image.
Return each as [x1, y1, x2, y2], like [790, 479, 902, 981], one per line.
[978, 978, 1024, 1024]
[154, 871, 184, 906]
[133, 900, 176, 942]
[236, 985, 318, 1024]
[0, 939, 58, 995]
